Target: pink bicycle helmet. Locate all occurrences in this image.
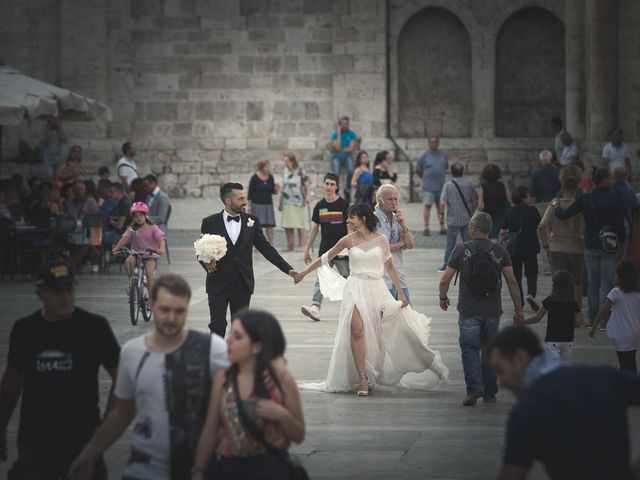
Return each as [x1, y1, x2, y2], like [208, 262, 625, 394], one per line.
[130, 202, 149, 215]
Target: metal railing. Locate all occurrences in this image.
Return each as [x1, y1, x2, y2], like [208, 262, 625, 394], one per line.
[389, 136, 418, 203]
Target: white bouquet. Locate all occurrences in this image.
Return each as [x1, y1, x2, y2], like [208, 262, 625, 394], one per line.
[194, 234, 227, 264]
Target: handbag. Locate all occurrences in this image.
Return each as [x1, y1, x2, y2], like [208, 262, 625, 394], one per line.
[233, 378, 309, 480]
[499, 209, 522, 257]
[588, 193, 619, 253]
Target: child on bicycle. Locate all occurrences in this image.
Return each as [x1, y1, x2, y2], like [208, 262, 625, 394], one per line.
[113, 202, 165, 290]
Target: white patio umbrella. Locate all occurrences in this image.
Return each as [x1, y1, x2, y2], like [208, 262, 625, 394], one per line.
[0, 66, 112, 174]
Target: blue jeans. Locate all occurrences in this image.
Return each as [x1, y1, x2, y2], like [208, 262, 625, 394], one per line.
[584, 248, 616, 321]
[458, 314, 500, 395]
[389, 286, 412, 305]
[443, 224, 471, 266]
[331, 155, 354, 189]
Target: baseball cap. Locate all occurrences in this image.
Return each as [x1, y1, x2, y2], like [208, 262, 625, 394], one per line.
[35, 260, 77, 288]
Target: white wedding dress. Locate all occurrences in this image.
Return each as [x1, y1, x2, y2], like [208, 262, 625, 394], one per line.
[302, 234, 448, 392]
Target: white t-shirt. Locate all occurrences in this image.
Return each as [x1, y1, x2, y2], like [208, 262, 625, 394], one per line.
[116, 156, 139, 186]
[114, 332, 229, 480]
[559, 143, 579, 166]
[602, 143, 630, 172]
[606, 287, 640, 351]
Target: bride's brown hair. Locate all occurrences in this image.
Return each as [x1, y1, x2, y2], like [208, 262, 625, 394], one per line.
[347, 204, 379, 232]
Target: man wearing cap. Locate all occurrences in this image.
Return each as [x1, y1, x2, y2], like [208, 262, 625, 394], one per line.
[0, 261, 120, 479]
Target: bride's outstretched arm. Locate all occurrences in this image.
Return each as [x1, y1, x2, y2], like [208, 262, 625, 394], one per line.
[295, 234, 351, 284]
[385, 258, 409, 307]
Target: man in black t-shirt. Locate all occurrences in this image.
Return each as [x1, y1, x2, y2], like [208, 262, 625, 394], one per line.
[0, 261, 120, 479]
[102, 181, 131, 246]
[488, 326, 640, 480]
[301, 173, 350, 321]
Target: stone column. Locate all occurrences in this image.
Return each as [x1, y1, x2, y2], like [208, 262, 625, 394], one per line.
[565, 0, 586, 140]
[586, 0, 618, 141]
[471, 38, 495, 138]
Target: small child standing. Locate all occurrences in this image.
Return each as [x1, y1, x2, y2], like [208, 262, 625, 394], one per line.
[590, 261, 640, 373]
[519, 270, 581, 362]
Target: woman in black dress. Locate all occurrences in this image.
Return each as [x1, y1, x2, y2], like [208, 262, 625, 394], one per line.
[248, 159, 278, 245]
[478, 164, 509, 239]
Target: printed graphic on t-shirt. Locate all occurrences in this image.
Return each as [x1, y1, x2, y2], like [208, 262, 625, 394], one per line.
[318, 208, 344, 224]
[36, 350, 73, 372]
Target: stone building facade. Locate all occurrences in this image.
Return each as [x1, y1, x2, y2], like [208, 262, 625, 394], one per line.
[1, 0, 639, 198]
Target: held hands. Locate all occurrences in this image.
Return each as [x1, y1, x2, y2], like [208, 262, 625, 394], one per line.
[288, 270, 305, 285]
[513, 311, 525, 325]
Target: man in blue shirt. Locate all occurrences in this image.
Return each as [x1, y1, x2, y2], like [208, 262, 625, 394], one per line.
[415, 136, 448, 236]
[329, 116, 358, 202]
[612, 167, 639, 263]
[488, 326, 640, 480]
[529, 150, 560, 203]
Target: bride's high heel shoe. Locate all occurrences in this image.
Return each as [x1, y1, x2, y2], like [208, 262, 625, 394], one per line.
[356, 374, 369, 396]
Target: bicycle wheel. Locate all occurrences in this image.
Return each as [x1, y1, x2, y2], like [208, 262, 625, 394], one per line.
[129, 277, 140, 326]
[141, 282, 151, 322]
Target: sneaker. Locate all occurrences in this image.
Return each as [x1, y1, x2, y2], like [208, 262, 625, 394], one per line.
[423, 228, 430, 236]
[301, 304, 321, 321]
[437, 265, 447, 273]
[483, 395, 497, 403]
[462, 392, 483, 406]
[526, 295, 540, 312]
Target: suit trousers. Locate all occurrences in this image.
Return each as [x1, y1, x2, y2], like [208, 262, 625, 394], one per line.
[207, 276, 252, 337]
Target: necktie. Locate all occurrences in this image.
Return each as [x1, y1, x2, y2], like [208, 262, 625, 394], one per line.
[227, 215, 240, 222]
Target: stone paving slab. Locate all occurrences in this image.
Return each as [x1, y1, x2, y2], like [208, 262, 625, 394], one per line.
[1, 246, 639, 479]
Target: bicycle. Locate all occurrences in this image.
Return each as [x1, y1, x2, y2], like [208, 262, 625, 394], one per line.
[115, 247, 158, 325]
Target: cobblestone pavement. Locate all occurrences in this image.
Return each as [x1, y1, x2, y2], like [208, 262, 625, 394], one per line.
[1, 236, 639, 478]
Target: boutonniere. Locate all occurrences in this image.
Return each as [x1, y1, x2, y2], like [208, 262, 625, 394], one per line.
[247, 218, 255, 227]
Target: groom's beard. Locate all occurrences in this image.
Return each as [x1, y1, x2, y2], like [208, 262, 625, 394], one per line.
[229, 204, 246, 214]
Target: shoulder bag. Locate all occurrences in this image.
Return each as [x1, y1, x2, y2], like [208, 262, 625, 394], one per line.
[451, 180, 473, 218]
[234, 378, 309, 480]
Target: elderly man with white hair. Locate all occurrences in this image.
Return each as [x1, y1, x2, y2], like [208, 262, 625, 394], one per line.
[374, 184, 414, 303]
[528, 150, 561, 204]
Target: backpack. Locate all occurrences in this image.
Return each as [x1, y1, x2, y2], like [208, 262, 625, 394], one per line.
[455, 241, 502, 298]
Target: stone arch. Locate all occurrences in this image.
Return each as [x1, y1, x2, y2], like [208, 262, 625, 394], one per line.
[397, 7, 473, 137]
[495, 7, 565, 137]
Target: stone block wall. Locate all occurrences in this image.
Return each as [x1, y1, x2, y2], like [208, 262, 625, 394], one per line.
[1, 0, 640, 200]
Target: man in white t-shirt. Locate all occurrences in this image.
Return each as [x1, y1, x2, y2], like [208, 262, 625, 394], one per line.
[69, 274, 229, 480]
[116, 142, 139, 191]
[559, 132, 579, 166]
[602, 128, 631, 175]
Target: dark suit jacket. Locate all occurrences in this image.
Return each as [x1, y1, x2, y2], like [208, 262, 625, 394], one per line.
[200, 211, 292, 294]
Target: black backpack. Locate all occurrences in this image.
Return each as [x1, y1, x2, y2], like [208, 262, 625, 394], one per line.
[455, 241, 502, 298]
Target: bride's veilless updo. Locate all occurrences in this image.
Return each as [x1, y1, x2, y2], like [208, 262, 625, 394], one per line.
[347, 204, 379, 232]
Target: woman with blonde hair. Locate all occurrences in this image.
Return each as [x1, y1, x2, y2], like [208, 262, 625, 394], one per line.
[248, 159, 278, 245]
[280, 152, 309, 252]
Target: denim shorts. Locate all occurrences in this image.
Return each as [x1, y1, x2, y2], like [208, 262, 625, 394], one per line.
[422, 190, 441, 206]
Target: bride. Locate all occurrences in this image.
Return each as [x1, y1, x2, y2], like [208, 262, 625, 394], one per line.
[293, 204, 448, 395]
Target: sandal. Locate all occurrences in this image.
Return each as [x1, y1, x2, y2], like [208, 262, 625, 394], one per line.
[356, 374, 369, 396]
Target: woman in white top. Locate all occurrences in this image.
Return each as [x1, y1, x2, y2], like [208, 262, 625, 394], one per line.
[293, 204, 448, 396]
[590, 261, 640, 373]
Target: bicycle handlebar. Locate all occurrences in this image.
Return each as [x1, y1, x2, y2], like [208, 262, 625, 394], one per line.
[114, 246, 160, 257]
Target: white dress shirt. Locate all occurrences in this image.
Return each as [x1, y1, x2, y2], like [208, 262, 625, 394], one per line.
[147, 186, 161, 207]
[223, 210, 241, 244]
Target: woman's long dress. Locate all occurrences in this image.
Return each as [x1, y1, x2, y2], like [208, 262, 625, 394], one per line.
[302, 234, 448, 392]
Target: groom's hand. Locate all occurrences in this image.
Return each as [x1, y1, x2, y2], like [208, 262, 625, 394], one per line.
[206, 260, 217, 272]
[288, 270, 297, 279]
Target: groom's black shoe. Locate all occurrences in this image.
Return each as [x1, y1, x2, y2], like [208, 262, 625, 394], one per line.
[462, 392, 482, 406]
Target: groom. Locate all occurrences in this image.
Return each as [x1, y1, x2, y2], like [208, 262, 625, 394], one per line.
[200, 182, 294, 336]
